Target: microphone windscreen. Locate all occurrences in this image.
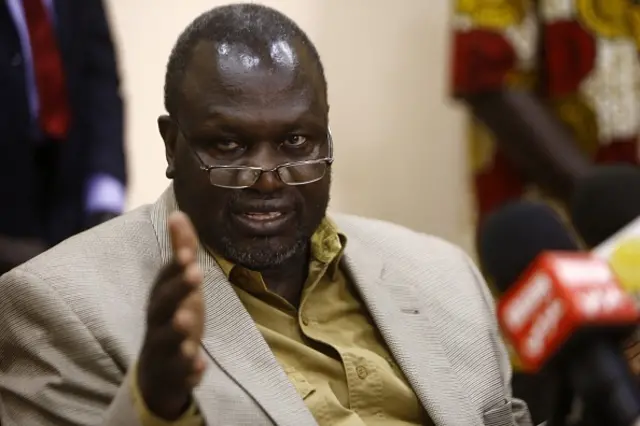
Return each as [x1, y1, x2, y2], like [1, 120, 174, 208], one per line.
[571, 165, 640, 248]
[478, 200, 579, 294]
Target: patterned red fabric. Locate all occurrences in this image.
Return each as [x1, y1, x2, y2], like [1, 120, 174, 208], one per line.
[544, 21, 597, 96]
[451, 2, 640, 223]
[596, 140, 640, 165]
[451, 29, 516, 96]
[474, 150, 525, 221]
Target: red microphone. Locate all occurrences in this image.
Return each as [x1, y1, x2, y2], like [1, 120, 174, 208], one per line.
[498, 252, 639, 372]
[497, 251, 640, 425]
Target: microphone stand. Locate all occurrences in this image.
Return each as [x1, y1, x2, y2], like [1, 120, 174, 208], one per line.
[546, 377, 571, 426]
[567, 341, 640, 426]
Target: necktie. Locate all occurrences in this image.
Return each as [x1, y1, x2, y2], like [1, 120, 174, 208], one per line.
[22, 0, 70, 140]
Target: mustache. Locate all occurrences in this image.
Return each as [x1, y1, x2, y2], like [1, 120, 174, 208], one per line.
[226, 189, 301, 211]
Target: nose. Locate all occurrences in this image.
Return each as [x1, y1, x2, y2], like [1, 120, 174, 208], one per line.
[248, 143, 286, 193]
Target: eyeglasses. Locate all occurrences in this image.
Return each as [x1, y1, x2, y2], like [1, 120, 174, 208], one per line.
[186, 129, 334, 189]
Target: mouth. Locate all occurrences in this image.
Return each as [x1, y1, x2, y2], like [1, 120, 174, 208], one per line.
[231, 210, 296, 236]
[242, 212, 286, 220]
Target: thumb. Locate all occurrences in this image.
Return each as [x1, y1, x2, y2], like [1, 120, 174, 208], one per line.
[168, 212, 199, 265]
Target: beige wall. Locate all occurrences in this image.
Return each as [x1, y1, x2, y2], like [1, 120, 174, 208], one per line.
[105, 0, 475, 254]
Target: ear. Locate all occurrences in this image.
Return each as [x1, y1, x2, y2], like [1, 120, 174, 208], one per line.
[158, 115, 178, 178]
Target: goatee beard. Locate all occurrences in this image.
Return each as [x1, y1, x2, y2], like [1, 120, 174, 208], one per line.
[218, 231, 309, 271]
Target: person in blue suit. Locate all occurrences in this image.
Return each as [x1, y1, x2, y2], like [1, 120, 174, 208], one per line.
[0, 0, 127, 273]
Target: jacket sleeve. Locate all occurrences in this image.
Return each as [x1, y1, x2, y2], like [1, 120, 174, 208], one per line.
[461, 251, 536, 426]
[0, 267, 142, 426]
[80, 0, 127, 187]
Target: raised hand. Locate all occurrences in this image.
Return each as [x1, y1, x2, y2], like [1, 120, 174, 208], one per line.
[138, 211, 206, 419]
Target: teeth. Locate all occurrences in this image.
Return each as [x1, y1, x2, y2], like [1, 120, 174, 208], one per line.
[244, 212, 283, 220]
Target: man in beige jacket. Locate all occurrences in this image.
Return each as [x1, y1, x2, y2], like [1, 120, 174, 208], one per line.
[0, 4, 532, 426]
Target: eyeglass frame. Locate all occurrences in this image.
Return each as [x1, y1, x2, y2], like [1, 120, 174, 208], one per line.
[181, 124, 334, 189]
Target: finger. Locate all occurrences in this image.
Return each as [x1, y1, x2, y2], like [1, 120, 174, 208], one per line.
[186, 367, 205, 389]
[184, 347, 207, 388]
[174, 290, 205, 340]
[626, 343, 640, 358]
[144, 323, 186, 356]
[148, 263, 202, 326]
[144, 318, 205, 361]
[145, 351, 201, 390]
[168, 212, 199, 265]
[149, 261, 182, 300]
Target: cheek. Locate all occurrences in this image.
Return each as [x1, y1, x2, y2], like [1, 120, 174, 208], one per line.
[174, 162, 227, 215]
[173, 147, 202, 182]
[299, 180, 330, 209]
[186, 188, 231, 238]
[175, 148, 217, 196]
[199, 187, 232, 216]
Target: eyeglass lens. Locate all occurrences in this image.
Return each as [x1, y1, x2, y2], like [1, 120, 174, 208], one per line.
[208, 162, 328, 188]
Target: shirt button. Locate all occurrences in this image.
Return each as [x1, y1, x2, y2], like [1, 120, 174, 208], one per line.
[356, 365, 368, 379]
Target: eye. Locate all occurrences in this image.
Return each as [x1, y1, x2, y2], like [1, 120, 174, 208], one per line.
[283, 135, 307, 148]
[215, 139, 242, 152]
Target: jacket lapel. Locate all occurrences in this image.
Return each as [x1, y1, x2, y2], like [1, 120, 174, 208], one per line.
[150, 187, 317, 426]
[342, 236, 482, 426]
[197, 270, 317, 426]
[150, 187, 480, 425]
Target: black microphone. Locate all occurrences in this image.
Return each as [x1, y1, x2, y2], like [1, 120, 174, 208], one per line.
[478, 201, 577, 425]
[479, 201, 578, 294]
[480, 200, 640, 426]
[571, 165, 640, 248]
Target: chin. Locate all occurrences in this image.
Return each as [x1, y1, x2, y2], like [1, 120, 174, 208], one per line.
[218, 233, 306, 271]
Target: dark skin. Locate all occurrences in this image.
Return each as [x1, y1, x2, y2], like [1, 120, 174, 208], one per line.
[138, 39, 331, 419]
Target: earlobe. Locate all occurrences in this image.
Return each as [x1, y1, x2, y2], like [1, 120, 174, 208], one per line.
[165, 163, 175, 179]
[158, 115, 177, 178]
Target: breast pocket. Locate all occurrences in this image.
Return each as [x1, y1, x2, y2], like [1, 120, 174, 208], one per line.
[283, 366, 316, 401]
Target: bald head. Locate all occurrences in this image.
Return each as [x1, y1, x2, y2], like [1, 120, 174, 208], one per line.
[164, 3, 327, 116]
[159, 5, 332, 272]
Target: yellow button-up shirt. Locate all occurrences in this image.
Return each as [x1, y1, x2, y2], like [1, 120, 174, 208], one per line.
[132, 218, 430, 425]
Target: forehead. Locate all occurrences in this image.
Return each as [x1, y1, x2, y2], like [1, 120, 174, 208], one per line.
[178, 39, 326, 129]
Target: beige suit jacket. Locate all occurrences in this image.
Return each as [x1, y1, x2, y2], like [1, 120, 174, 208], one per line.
[0, 187, 532, 426]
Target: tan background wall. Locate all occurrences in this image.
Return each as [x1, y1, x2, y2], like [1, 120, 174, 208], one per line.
[105, 0, 475, 254]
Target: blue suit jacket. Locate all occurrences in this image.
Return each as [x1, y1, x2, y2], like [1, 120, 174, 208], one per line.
[0, 0, 126, 244]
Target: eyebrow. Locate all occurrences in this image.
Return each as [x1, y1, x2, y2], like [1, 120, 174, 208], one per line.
[196, 109, 326, 133]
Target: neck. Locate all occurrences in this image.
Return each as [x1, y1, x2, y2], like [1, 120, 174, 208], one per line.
[261, 248, 309, 308]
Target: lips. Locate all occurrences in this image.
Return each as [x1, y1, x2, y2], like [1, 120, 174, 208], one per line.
[230, 202, 296, 236]
[243, 212, 285, 220]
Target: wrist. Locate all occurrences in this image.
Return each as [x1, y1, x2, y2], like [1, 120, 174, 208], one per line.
[137, 361, 191, 420]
